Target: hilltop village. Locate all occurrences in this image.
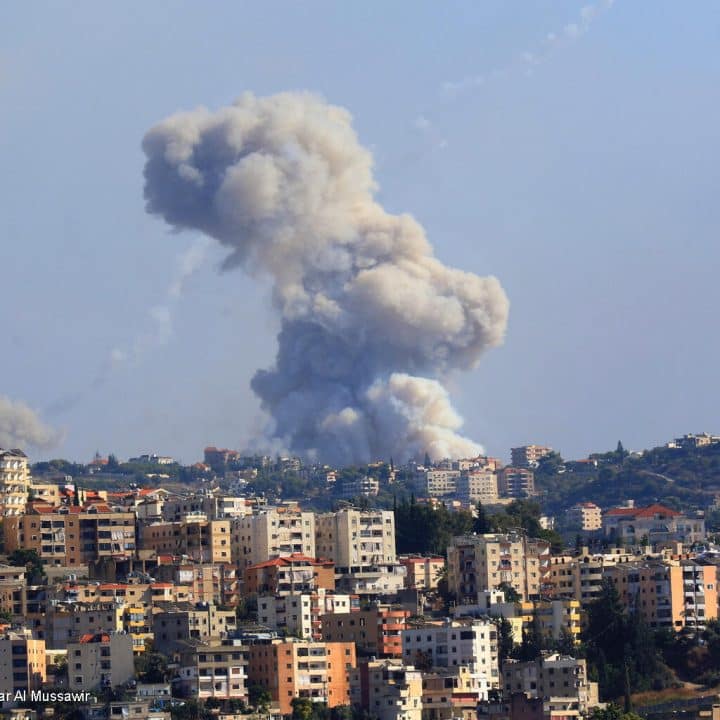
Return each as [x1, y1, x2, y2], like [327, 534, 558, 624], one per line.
[1, 434, 720, 720]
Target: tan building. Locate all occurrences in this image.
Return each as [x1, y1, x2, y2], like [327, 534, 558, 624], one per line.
[350, 659, 423, 720]
[316, 509, 396, 568]
[457, 470, 499, 504]
[246, 639, 356, 715]
[4, 504, 136, 566]
[400, 556, 445, 590]
[243, 554, 336, 595]
[45, 602, 124, 649]
[496, 468, 535, 498]
[565, 503, 602, 531]
[67, 632, 134, 692]
[232, 510, 316, 568]
[422, 665, 491, 720]
[177, 639, 248, 702]
[423, 470, 461, 497]
[0, 630, 46, 694]
[139, 517, 232, 563]
[447, 533, 550, 603]
[0, 565, 27, 621]
[322, 604, 409, 658]
[152, 602, 237, 653]
[0, 449, 30, 516]
[510, 446, 553, 469]
[29, 482, 61, 507]
[602, 503, 705, 546]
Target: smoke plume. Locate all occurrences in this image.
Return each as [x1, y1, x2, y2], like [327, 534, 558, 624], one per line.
[0, 395, 60, 450]
[142, 92, 509, 464]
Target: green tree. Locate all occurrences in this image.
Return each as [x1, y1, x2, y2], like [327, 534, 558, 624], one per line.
[8, 548, 46, 584]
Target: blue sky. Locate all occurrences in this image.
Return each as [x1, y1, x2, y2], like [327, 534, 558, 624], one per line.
[2, 1, 719, 464]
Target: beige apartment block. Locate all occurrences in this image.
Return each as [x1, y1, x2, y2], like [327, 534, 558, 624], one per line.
[457, 469, 499, 504]
[177, 639, 248, 702]
[139, 517, 232, 563]
[0, 449, 30, 516]
[350, 659, 423, 720]
[232, 510, 316, 568]
[510, 445, 553, 469]
[67, 632, 134, 692]
[566, 502, 602, 531]
[0, 630, 46, 694]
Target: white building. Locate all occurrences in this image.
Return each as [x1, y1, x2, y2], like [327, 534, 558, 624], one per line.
[232, 510, 315, 567]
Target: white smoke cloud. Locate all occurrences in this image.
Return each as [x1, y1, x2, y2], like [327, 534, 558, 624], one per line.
[0, 395, 61, 450]
[142, 92, 509, 464]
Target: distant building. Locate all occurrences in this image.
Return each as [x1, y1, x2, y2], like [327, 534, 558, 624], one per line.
[67, 632, 134, 692]
[0, 630, 46, 695]
[177, 640, 248, 702]
[151, 602, 236, 654]
[496, 467, 535, 498]
[566, 502, 602, 531]
[399, 556, 445, 590]
[510, 446, 553, 469]
[203, 446, 240, 472]
[602, 503, 705, 545]
[322, 604, 409, 658]
[423, 469, 461, 497]
[0, 449, 30, 516]
[243, 554, 336, 596]
[338, 476, 379, 498]
[350, 659, 423, 720]
[457, 469, 499, 504]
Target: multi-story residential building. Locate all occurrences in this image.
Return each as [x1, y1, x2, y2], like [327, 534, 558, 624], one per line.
[152, 602, 237, 653]
[502, 654, 598, 717]
[423, 470, 461, 497]
[565, 503, 602, 531]
[45, 602, 124, 649]
[447, 533, 550, 603]
[510, 446, 553, 469]
[322, 604, 410, 658]
[401, 619, 499, 687]
[177, 639, 248, 702]
[0, 630, 46, 695]
[4, 504, 136, 566]
[139, 516, 232, 563]
[246, 639, 356, 715]
[203, 446, 240, 472]
[0, 449, 30, 516]
[602, 503, 706, 546]
[257, 590, 358, 640]
[0, 565, 27, 621]
[243, 554, 336, 595]
[350, 659, 423, 720]
[67, 632, 134, 692]
[456, 470, 499, 504]
[421, 665, 491, 719]
[316, 509, 396, 567]
[496, 468, 535, 498]
[232, 510, 316, 568]
[399, 556, 445, 591]
[339, 476, 380, 498]
[29, 482, 61, 507]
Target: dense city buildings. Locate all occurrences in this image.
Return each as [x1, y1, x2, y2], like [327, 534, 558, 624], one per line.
[0, 449, 30, 516]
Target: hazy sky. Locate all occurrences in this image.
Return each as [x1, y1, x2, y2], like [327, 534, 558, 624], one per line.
[2, 1, 719, 465]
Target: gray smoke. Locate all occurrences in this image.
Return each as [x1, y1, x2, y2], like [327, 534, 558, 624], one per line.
[0, 395, 60, 450]
[142, 92, 509, 464]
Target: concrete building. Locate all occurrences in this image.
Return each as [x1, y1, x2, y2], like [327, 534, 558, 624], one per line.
[45, 602, 124, 649]
[401, 619, 498, 687]
[602, 503, 705, 546]
[316, 509, 396, 567]
[423, 470, 461, 497]
[447, 533, 550, 603]
[421, 665, 491, 720]
[257, 590, 358, 640]
[399, 556, 445, 591]
[177, 639, 248, 702]
[322, 604, 410, 658]
[0, 449, 30, 516]
[232, 510, 316, 568]
[67, 632, 134, 692]
[246, 639, 356, 715]
[152, 602, 237, 654]
[496, 468, 535, 498]
[339, 476, 379, 498]
[510, 446, 553, 469]
[4, 504, 136, 566]
[565, 503, 602, 532]
[243, 554, 336, 595]
[350, 659, 423, 720]
[0, 630, 46, 695]
[456, 470, 499, 504]
[139, 517, 232, 563]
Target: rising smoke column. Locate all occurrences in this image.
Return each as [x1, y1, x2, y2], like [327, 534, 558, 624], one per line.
[0, 395, 60, 450]
[142, 92, 509, 464]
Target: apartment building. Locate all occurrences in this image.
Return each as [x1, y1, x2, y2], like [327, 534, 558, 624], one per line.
[243, 554, 336, 595]
[246, 639, 356, 715]
[4, 504, 136, 566]
[350, 659, 423, 720]
[0, 630, 46, 694]
[139, 517, 232, 563]
[421, 665, 492, 720]
[401, 619, 499, 686]
[322, 604, 410, 658]
[44, 602, 124, 649]
[602, 503, 706, 546]
[502, 654, 598, 717]
[399, 556, 445, 591]
[316, 509, 396, 567]
[565, 503, 602, 531]
[447, 533, 550, 603]
[232, 510, 315, 568]
[496, 468, 535, 498]
[153, 560, 239, 606]
[67, 632, 134, 692]
[510, 446, 553, 469]
[456, 469, 499, 504]
[177, 639, 248, 702]
[0, 565, 27, 621]
[152, 602, 237, 654]
[423, 470, 461, 497]
[257, 590, 358, 640]
[0, 449, 30, 516]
